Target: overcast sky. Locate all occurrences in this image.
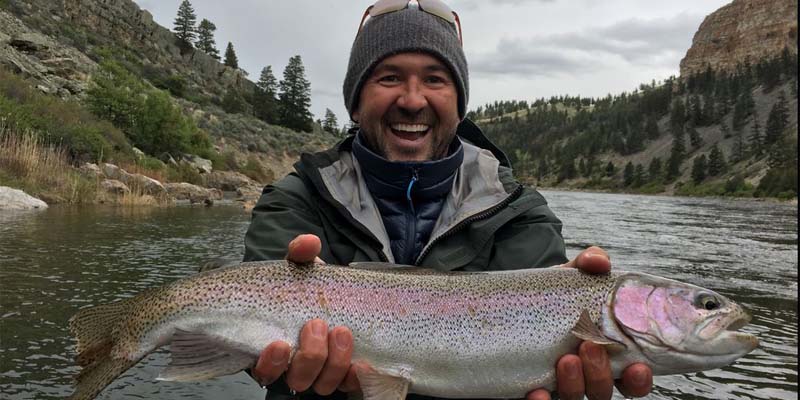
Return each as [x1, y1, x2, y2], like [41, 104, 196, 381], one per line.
[138, 0, 731, 126]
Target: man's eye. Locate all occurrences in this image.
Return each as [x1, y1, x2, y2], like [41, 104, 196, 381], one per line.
[425, 76, 447, 84]
[378, 75, 399, 83]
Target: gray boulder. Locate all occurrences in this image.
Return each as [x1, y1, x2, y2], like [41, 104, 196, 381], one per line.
[100, 179, 130, 195]
[165, 182, 222, 204]
[0, 186, 48, 210]
[204, 171, 258, 192]
[184, 155, 213, 174]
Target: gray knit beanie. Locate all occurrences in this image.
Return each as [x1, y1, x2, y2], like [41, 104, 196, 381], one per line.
[343, 5, 469, 120]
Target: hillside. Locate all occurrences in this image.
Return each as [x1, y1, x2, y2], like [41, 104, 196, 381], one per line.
[475, 0, 798, 199]
[0, 0, 338, 185]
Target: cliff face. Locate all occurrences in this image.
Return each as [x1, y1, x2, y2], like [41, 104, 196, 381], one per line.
[680, 0, 798, 77]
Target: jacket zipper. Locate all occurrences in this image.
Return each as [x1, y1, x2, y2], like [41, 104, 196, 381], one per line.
[415, 183, 524, 265]
[404, 168, 419, 264]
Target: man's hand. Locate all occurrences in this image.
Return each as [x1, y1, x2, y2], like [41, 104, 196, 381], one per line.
[527, 246, 654, 400]
[251, 234, 361, 394]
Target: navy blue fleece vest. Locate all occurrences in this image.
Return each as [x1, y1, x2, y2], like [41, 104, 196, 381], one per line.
[352, 133, 463, 265]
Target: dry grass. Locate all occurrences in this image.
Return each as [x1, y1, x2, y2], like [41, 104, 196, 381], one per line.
[0, 120, 167, 206]
[0, 119, 95, 203]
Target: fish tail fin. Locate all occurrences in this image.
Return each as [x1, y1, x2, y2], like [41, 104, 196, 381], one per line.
[66, 354, 138, 400]
[67, 300, 140, 400]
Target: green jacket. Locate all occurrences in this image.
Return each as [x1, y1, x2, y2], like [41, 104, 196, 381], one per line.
[244, 119, 567, 271]
[242, 119, 568, 400]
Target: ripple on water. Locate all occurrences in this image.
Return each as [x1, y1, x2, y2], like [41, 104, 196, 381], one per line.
[1, 197, 797, 400]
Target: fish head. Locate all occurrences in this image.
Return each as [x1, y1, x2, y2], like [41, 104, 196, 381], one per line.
[611, 274, 758, 374]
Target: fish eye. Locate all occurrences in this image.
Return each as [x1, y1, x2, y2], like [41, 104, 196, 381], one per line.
[696, 294, 720, 310]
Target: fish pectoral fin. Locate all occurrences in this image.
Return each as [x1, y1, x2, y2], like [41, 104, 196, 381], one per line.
[570, 310, 627, 352]
[156, 329, 257, 382]
[355, 368, 411, 400]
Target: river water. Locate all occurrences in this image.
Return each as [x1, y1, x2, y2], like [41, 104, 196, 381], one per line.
[0, 190, 797, 399]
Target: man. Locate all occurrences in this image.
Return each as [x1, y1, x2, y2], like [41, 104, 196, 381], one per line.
[243, 1, 652, 399]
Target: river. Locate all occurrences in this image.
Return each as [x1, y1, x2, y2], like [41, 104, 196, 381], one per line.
[0, 190, 797, 399]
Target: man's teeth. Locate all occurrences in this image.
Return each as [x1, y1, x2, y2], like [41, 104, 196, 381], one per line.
[391, 124, 429, 133]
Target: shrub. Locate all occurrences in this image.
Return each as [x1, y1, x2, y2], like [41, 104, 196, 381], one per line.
[86, 60, 212, 158]
[755, 167, 797, 198]
[0, 67, 131, 162]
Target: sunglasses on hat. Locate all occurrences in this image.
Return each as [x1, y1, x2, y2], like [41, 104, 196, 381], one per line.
[356, 0, 463, 46]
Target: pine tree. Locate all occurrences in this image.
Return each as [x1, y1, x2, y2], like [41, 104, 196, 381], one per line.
[196, 19, 219, 59]
[173, 0, 197, 47]
[623, 162, 635, 186]
[278, 55, 313, 132]
[691, 154, 707, 184]
[670, 98, 686, 130]
[224, 42, 239, 69]
[666, 130, 686, 181]
[749, 109, 763, 157]
[604, 161, 615, 177]
[648, 157, 662, 182]
[688, 123, 703, 150]
[764, 91, 789, 146]
[707, 144, 726, 176]
[645, 116, 659, 140]
[322, 109, 339, 136]
[633, 164, 645, 187]
[536, 157, 549, 181]
[253, 66, 279, 123]
[733, 128, 746, 163]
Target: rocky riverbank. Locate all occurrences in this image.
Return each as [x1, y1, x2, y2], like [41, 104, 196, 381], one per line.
[0, 162, 265, 211]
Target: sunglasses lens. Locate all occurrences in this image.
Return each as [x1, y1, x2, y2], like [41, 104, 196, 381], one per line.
[370, 0, 411, 17]
[417, 0, 455, 23]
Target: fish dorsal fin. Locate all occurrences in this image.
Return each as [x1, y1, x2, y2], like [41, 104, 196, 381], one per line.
[157, 329, 257, 382]
[355, 367, 411, 400]
[347, 262, 486, 276]
[571, 310, 627, 352]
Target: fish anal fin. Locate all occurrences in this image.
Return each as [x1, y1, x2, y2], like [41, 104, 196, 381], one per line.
[571, 310, 627, 352]
[157, 329, 257, 382]
[355, 367, 411, 400]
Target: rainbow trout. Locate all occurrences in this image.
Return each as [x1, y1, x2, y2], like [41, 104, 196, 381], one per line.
[68, 261, 758, 400]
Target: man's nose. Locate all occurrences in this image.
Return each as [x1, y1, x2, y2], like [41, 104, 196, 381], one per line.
[396, 79, 428, 113]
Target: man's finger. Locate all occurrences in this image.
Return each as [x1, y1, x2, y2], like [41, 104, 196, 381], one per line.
[526, 388, 552, 400]
[312, 326, 353, 395]
[252, 341, 291, 386]
[616, 363, 653, 398]
[556, 354, 585, 400]
[580, 342, 614, 400]
[286, 234, 322, 264]
[285, 319, 329, 392]
[563, 246, 610, 275]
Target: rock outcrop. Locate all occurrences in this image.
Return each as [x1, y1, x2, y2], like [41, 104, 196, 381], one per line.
[679, 0, 798, 77]
[0, 186, 48, 210]
[0, 9, 96, 98]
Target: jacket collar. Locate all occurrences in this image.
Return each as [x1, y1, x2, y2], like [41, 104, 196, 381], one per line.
[351, 132, 463, 200]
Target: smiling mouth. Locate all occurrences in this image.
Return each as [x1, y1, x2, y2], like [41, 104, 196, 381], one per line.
[390, 123, 430, 140]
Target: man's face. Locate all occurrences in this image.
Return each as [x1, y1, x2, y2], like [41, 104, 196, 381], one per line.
[352, 52, 460, 162]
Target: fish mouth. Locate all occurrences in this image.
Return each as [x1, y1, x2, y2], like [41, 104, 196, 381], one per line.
[725, 313, 750, 331]
[719, 313, 759, 352]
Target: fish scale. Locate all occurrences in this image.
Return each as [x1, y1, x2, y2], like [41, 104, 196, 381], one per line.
[67, 260, 758, 400]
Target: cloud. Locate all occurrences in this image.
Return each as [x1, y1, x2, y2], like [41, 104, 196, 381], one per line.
[470, 12, 703, 78]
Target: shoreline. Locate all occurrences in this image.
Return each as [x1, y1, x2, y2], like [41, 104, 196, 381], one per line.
[534, 185, 798, 204]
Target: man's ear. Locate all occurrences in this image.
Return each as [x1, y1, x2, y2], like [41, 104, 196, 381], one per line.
[351, 109, 360, 123]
